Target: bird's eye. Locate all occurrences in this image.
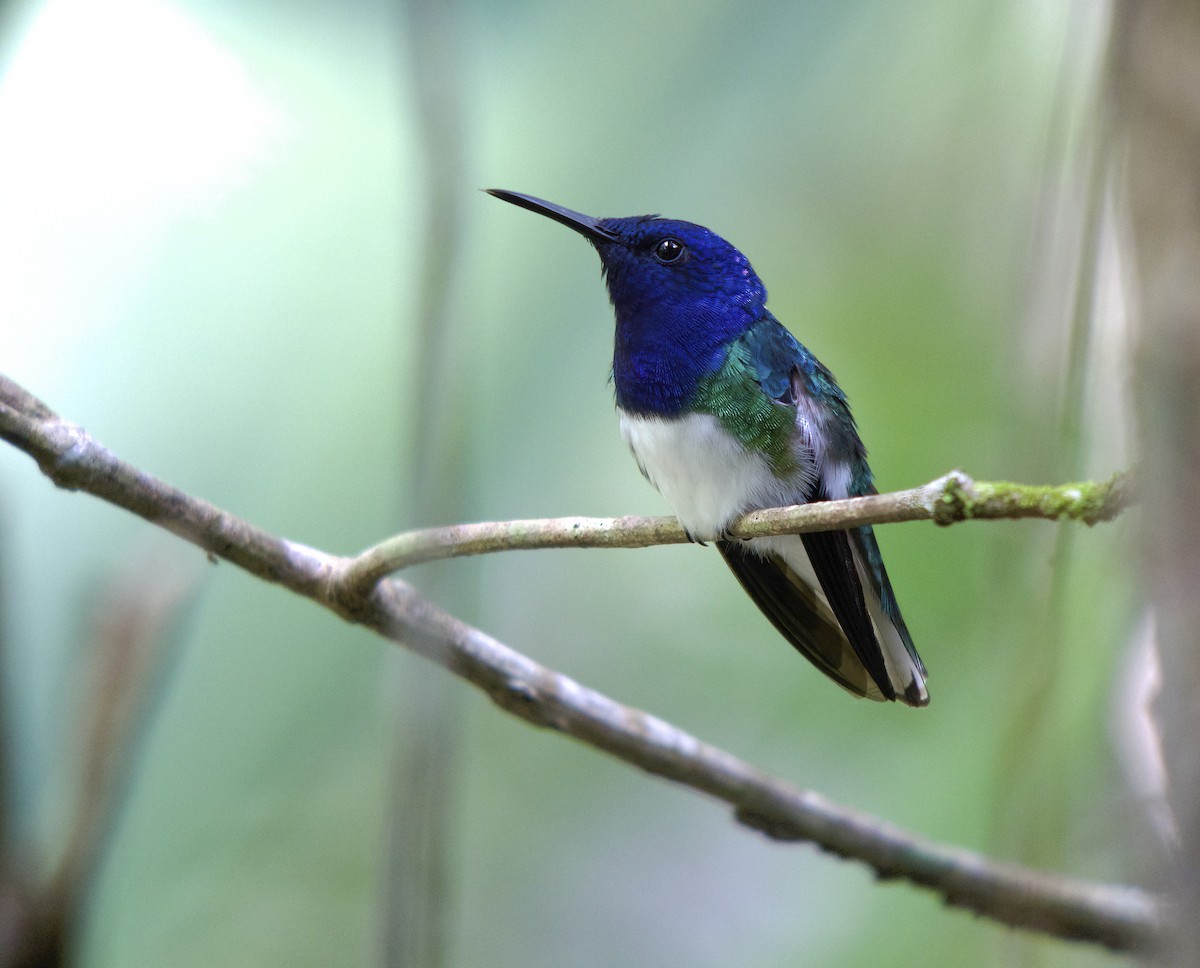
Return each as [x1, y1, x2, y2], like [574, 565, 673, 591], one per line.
[653, 237, 685, 264]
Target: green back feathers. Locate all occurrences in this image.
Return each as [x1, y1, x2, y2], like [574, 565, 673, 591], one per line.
[690, 336, 798, 476]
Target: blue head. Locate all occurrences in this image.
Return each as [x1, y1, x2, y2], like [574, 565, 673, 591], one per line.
[488, 190, 768, 415]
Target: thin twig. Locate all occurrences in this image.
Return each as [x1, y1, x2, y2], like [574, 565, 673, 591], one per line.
[0, 373, 1159, 953]
[342, 469, 1134, 593]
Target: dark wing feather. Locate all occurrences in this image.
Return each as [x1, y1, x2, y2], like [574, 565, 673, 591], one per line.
[798, 528, 895, 700]
[850, 525, 926, 678]
[717, 540, 887, 701]
[715, 315, 923, 703]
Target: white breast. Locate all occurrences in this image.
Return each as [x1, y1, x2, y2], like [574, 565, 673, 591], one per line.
[618, 410, 804, 541]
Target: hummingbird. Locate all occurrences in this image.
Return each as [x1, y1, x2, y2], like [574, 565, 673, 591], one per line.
[487, 189, 929, 706]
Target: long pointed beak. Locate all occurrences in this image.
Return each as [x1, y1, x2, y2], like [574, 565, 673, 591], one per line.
[486, 189, 618, 243]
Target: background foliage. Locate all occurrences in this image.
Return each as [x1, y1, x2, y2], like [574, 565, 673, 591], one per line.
[0, 1, 1143, 965]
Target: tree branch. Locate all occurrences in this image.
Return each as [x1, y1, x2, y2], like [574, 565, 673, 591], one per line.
[343, 469, 1133, 592]
[0, 373, 1159, 953]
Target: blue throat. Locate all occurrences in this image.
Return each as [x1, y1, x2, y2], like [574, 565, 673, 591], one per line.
[596, 219, 768, 416]
[611, 302, 758, 415]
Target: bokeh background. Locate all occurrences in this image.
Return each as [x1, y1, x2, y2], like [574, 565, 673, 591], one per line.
[0, 1, 1150, 965]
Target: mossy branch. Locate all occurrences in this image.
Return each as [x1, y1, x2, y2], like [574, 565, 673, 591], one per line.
[341, 469, 1133, 594]
[0, 373, 1158, 954]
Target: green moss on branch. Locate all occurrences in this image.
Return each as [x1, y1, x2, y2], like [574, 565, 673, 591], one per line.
[933, 471, 1133, 527]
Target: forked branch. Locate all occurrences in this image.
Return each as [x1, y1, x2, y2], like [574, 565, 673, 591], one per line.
[0, 373, 1158, 953]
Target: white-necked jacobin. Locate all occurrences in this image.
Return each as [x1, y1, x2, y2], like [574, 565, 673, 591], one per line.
[488, 189, 929, 707]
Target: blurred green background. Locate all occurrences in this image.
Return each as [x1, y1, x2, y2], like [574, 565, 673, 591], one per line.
[0, 0, 1147, 965]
